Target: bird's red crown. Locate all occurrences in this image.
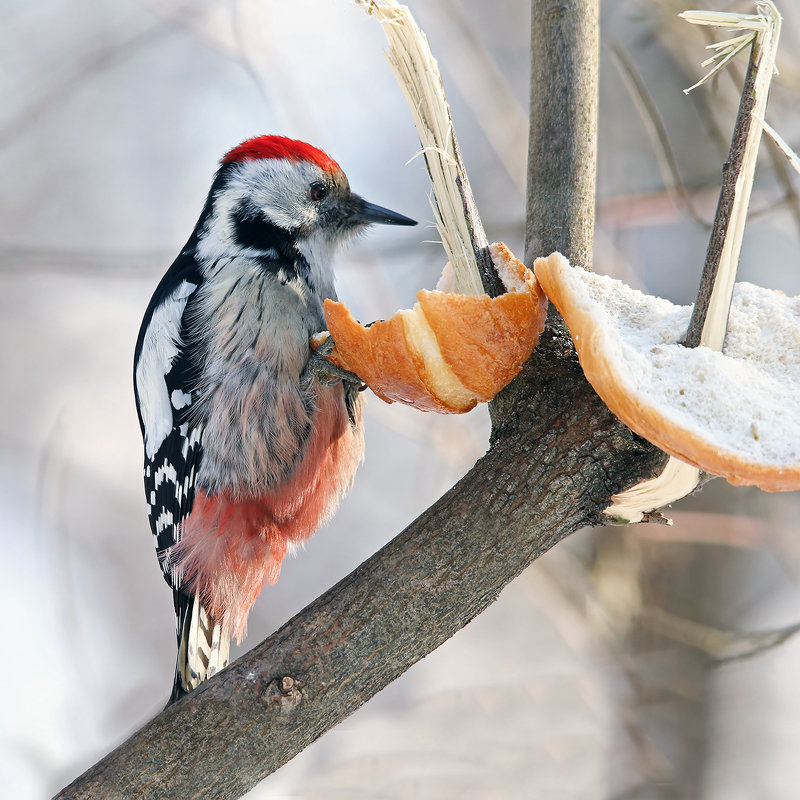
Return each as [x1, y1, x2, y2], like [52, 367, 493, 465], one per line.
[222, 135, 340, 173]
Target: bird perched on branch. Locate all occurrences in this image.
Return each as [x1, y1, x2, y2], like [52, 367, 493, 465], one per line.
[133, 135, 416, 703]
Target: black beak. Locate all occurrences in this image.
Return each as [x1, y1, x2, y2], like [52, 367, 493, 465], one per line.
[353, 196, 417, 226]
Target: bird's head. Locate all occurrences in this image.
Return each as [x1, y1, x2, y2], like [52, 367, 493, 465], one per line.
[194, 135, 416, 264]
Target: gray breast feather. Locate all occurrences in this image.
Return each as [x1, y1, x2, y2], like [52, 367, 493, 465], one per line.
[188, 258, 327, 495]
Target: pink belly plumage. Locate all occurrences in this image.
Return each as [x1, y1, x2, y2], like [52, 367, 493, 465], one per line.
[173, 385, 363, 641]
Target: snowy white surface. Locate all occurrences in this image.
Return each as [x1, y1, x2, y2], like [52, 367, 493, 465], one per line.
[554, 261, 800, 469]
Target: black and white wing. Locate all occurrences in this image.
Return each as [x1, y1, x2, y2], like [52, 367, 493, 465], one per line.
[134, 252, 226, 702]
[134, 253, 202, 587]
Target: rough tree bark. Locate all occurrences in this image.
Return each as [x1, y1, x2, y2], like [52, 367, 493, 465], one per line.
[56, 2, 667, 798]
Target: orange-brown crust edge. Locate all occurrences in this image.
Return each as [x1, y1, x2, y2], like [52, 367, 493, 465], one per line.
[321, 303, 460, 412]
[318, 243, 548, 414]
[534, 253, 800, 492]
[417, 268, 547, 399]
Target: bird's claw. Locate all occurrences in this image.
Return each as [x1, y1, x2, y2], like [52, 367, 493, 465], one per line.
[314, 336, 336, 358]
[302, 342, 366, 392]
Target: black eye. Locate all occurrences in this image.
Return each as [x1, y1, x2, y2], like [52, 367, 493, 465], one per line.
[310, 182, 328, 202]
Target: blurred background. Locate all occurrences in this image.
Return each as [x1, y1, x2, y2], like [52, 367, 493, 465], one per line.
[2, 0, 800, 797]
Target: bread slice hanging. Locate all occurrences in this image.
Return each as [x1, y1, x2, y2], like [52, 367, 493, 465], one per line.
[316, 242, 547, 413]
[534, 252, 800, 491]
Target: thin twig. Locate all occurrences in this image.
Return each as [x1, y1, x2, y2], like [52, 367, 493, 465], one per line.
[681, 2, 782, 350]
[609, 41, 710, 228]
[682, 44, 760, 348]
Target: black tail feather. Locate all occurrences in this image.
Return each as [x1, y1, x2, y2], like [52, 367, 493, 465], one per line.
[166, 590, 194, 706]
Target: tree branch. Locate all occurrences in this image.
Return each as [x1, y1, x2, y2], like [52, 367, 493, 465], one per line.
[524, 0, 598, 268]
[683, 44, 759, 348]
[56, 2, 667, 798]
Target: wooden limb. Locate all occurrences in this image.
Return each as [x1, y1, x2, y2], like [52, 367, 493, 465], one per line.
[493, 0, 603, 428]
[56, 321, 665, 800]
[524, 0, 599, 269]
[683, 45, 759, 348]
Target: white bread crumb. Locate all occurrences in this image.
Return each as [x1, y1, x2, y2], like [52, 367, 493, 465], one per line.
[549, 257, 800, 474]
[435, 262, 456, 293]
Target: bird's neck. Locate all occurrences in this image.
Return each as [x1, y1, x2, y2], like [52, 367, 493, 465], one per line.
[294, 230, 338, 302]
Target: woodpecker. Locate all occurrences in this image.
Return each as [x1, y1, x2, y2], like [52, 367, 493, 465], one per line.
[133, 135, 416, 703]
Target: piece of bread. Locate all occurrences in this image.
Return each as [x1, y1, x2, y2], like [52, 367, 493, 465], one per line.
[534, 252, 800, 491]
[317, 242, 548, 413]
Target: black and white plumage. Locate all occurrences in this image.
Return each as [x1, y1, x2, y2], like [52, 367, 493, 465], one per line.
[133, 136, 415, 703]
[135, 247, 205, 700]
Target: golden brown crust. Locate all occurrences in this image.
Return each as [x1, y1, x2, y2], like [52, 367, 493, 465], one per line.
[318, 243, 548, 414]
[322, 301, 461, 412]
[416, 288, 545, 399]
[534, 253, 800, 492]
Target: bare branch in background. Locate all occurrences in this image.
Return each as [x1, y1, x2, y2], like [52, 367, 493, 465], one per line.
[610, 41, 711, 227]
[417, 0, 529, 195]
[0, 245, 168, 277]
[0, 25, 172, 151]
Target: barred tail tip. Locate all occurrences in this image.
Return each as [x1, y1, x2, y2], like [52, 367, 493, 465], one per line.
[171, 594, 230, 702]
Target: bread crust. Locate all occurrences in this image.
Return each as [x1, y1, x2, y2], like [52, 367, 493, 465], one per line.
[319, 243, 547, 413]
[534, 252, 800, 492]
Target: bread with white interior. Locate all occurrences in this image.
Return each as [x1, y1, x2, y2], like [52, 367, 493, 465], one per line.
[317, 243, 548, 413]
[534, 252, 800, 491]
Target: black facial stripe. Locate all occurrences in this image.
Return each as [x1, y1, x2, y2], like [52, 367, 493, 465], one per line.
[232, 201, 297, 255]
[231, 200, 312, 287]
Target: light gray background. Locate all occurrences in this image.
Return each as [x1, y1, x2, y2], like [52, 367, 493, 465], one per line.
[2, 1, 800, 797]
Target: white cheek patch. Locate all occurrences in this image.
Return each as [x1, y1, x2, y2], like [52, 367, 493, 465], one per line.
[135, 280, 196, 459]
[296, 230, 338, 300]
[196, 158, 324, 263]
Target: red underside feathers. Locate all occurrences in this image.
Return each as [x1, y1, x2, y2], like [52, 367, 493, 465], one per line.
[173, 386, 363, 641]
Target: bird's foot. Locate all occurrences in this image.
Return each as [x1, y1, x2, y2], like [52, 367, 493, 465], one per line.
[302, 338, 366, 392]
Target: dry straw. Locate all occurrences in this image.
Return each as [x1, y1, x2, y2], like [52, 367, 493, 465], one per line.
[358, 0, 485, 296]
